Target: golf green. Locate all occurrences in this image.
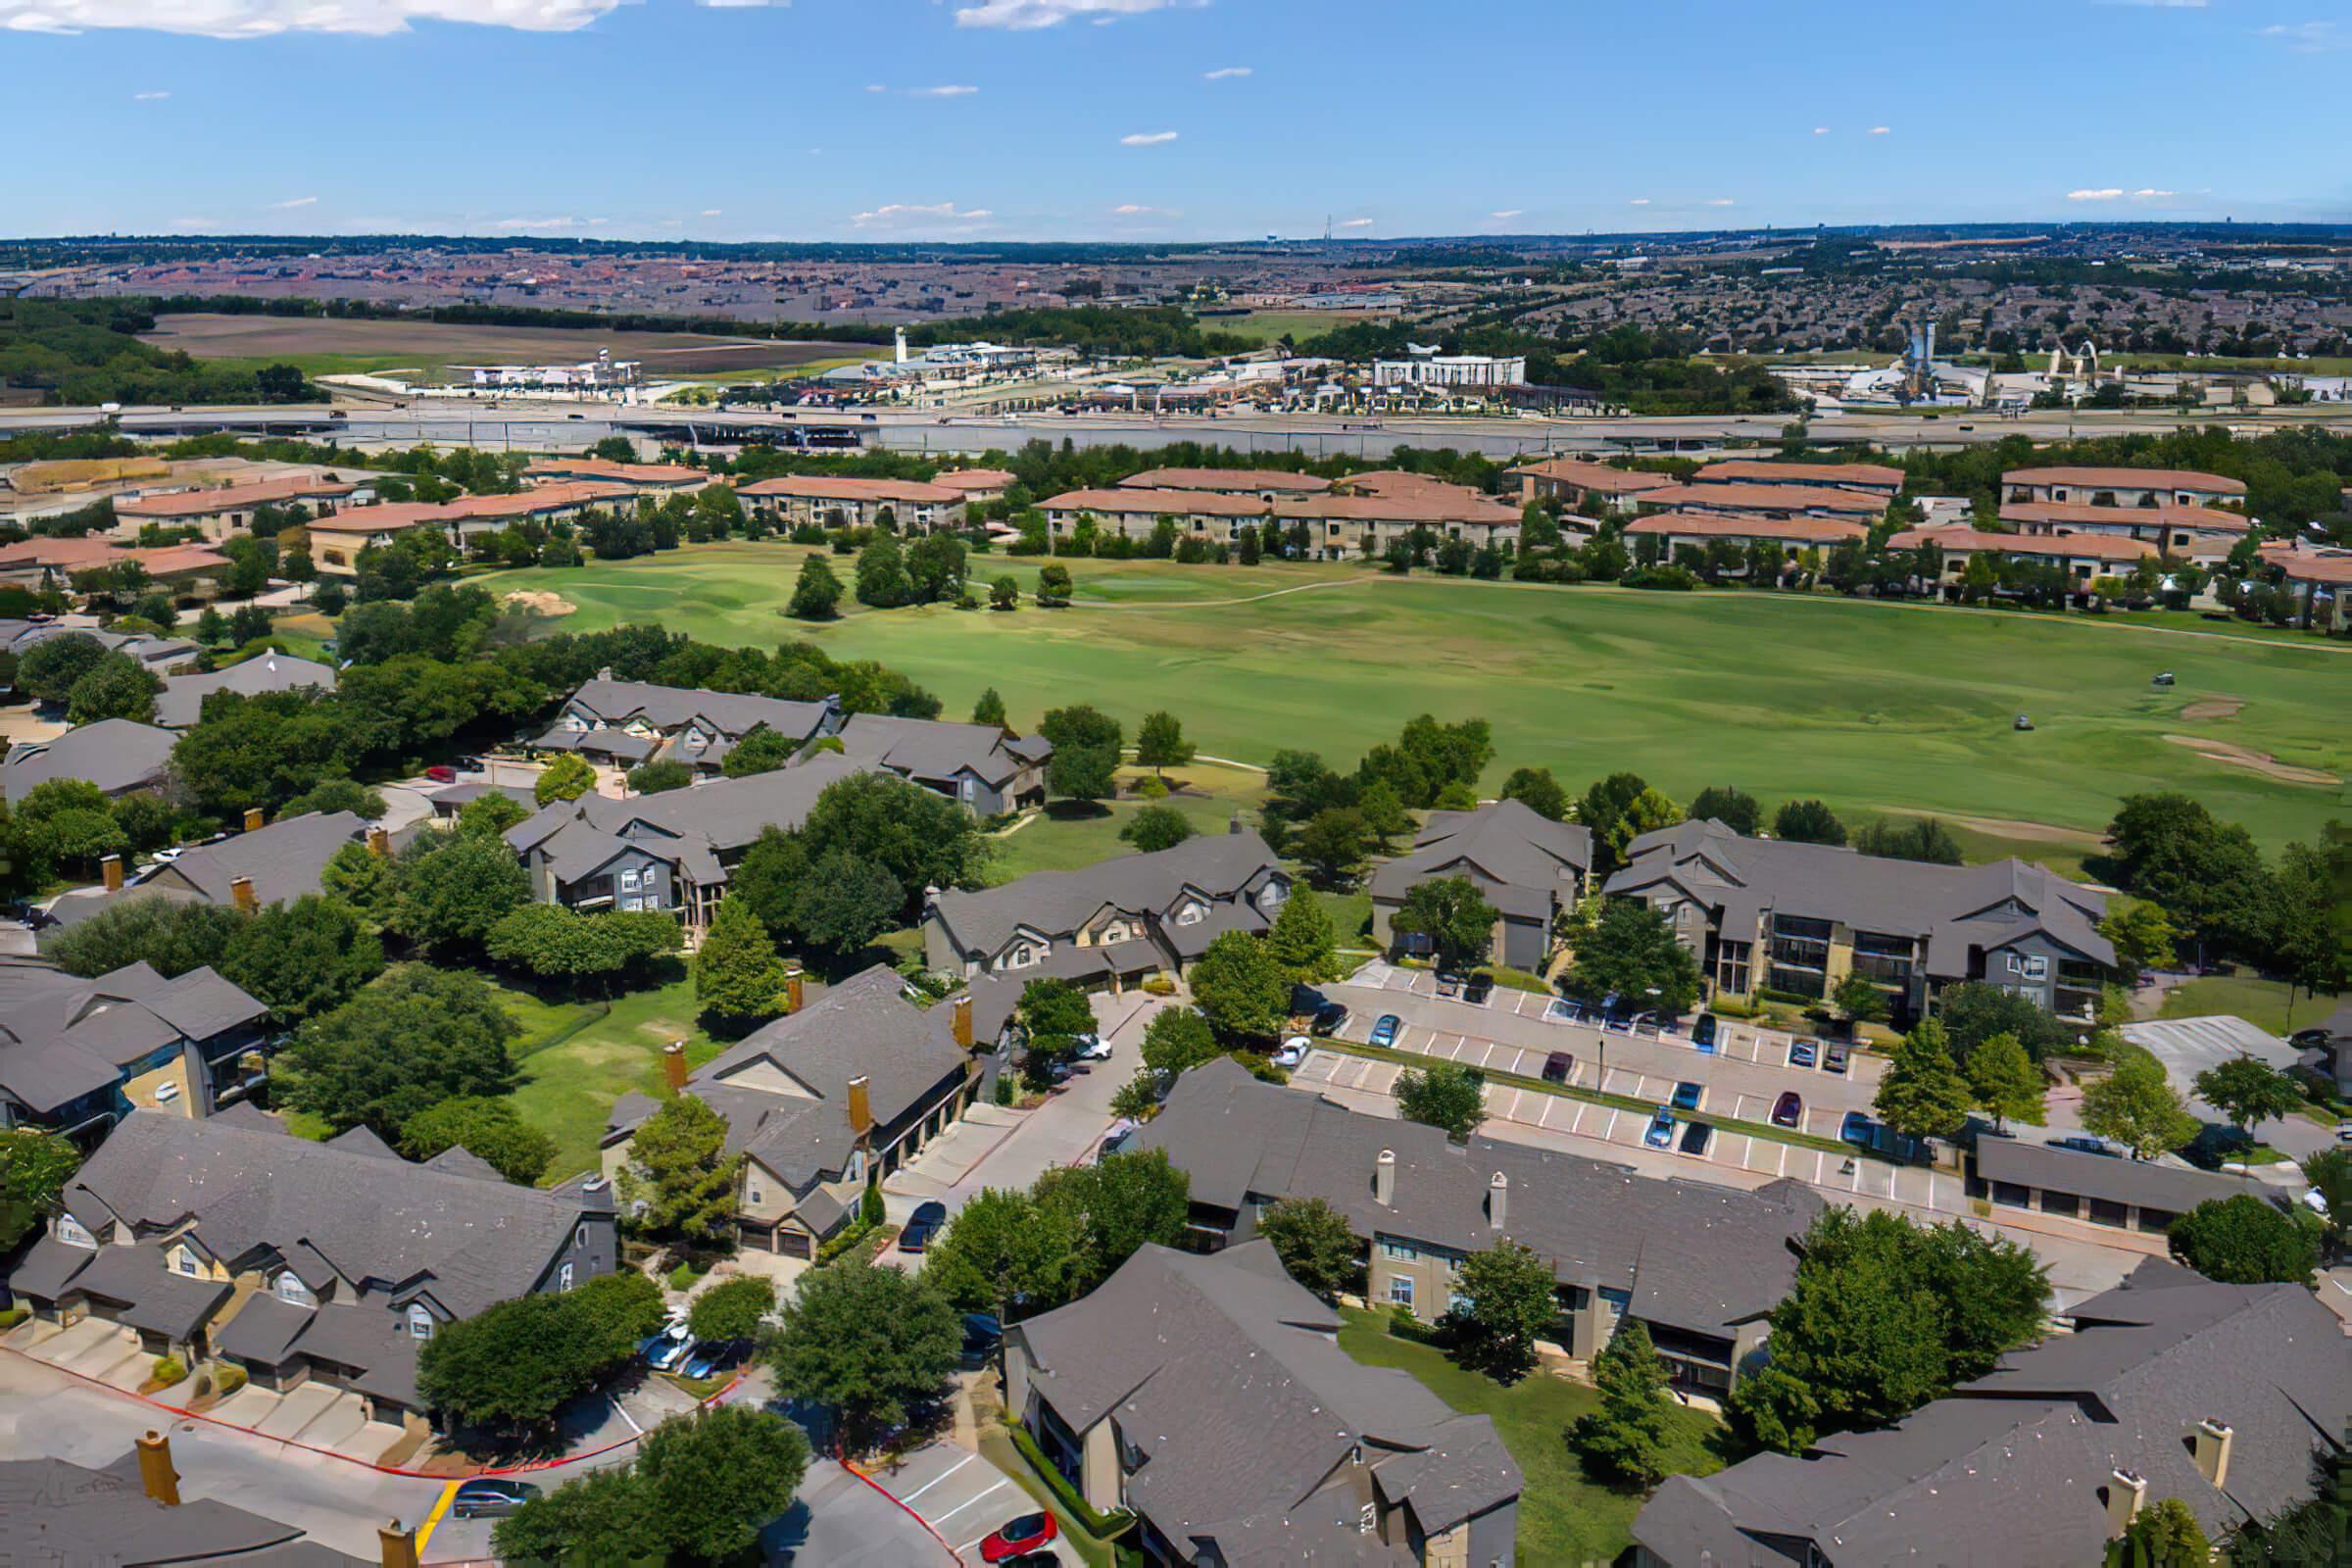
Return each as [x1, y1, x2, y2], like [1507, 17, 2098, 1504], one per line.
[476, 544, 2352, 850]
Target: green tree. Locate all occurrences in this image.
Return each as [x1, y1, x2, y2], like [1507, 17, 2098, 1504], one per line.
[2303, 1148, 2352, 1262]
[1266, 892, 1340, 983]
[493, 1466, 653, 1565]
[272, 964, 520, 1139]
[1038, 703, 1121, 757]
[219, 894, 384, 1022]
[1257, 1197, 1361, 1303]
[1119, 804, 1196, 854]
[854, 533, 911, 608]
[279, 777, 386, 820]
[1832, 971, 1889, 1024]
[790, 846, 906, 960]
[1295, 807, 1368, 886]
[2099, 900, 2180, 975]
[1034, 1150, 1191, 1293]
[2105, 793, 2274, 964]
[1036, 563, 1073, 605]
[616, 1095, 740, 1245]
[688, 1275, 779, 1343]
[2115, 1497, 2211, 1568]
[1498, 765, 1569, 822]
[16, 632, 108, 703]
[922, 1186, 1083, 1323]
[2082, 1054, 2199, 1160]
[972, 687, 1008, 729]
[1134, 710, 1195, 781]
[396, 1097, 557, 1185]
[2168, 1195, 2320, 1285]
[416, 1281, 656, 1442]
[764, 1259, 962, 1449]
[534, 753, 597, 806]
[1688, 785, 1762, 836]
[65, 653, 161, 725]
[321, 840, 398, 920]
[1450, 1238, 1558, 1380]
[788, 553, 844, 619]
[0, 1130, 81, 1251]
[626, 760, 695, 796]
[1356, 780, 1412, 854]
[990, 574, 1019, 611]
[1565, 899, 1702, 1013]
[1396, 1060, 1486, 1140]
[15, 779, 127, 875]
[721, 723, 796, 778]
[1964, 1032, 2046, 1132]
[1140, 1005, 1223, 1076]
[1187, 931, 1291, 1045]
[1016, 977, 1097, 1088]
[695, 894, 790, 1027]
[1874, 1018, 1974, 1141]
[1773, 798, 1847, 846]
[638, 1404, 810, 1563]
[1391, 875, 1499, 971]
[1046, 743, 1119, 807]
[2193, 1057, 2306, 1139]
[43, 898, 243, 980]
[391, 833, 532, 955]
[1573, 1319, 1674, 1487]
[1936, 981, 2073, 1063]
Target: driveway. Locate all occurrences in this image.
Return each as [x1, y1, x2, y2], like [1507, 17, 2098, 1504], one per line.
[762, 1458, 963, 1565]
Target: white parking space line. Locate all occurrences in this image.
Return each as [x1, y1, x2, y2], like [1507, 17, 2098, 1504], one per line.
[1446, 1034, 1470, 1060]
[933, 1479, 1012, 1528]
[900, 1455, 975, 1504]
[1926, 1174, 1940, 1210]
[1778, 1144, 1789, 1176]
[1569, 1102, 1588, 1133]
[1601, 1109, 1619, 1139]
[1811, 1151, 1825, 1183]
[1538, 1096, 1556, 1127]
[1505, 1090, 1523, 1121]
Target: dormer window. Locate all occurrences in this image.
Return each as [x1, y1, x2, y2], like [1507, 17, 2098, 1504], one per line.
[409, 1304, 435, 1339]
[173, 1248, 200, 1277]
[1176, 902, 1205, 926]
[56, 1214, 95, 1249]
[275, 1271, 315, 1306]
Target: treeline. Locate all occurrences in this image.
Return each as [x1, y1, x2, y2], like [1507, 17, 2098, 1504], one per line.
[0, 300, 319, 407]
[1289, 318, 1801, 416]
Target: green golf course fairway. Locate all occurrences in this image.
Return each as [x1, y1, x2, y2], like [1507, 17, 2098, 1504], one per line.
[477, 543, 2352, 850]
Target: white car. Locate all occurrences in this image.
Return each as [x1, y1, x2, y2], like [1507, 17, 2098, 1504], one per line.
[1075, 1033, 1112, 1062]
[1273, 1035, 1311, 1068]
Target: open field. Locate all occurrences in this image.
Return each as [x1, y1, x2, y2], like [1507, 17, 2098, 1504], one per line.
[474, 544, 2352, 850]
[138, 312, 861, 380]
[1198, 310, 1364, 345]
[496, 970, 723, 1183]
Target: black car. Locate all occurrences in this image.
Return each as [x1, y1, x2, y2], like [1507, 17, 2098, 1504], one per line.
[1462, 975, 1494, 1005]
[961, 1312, 1004, 1365]
[899, 1200, 950, 1252]
[1542, 1052, 1573, 1085]
[1678, 1120, 1713, 1157]
[1312, 1001, 1349, 1035]
[452, 1479, 540, 1518]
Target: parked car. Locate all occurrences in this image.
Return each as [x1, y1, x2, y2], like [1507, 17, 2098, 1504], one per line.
[1691, 1013, 1718, 1053]
[1679, 1120, 1714, 1157]
[899, 1200, 950, 1252]
[960, 1312, 1004, 1367]
[452, 1479, 540, 1519]
[1274, 1035, 1310, 1068]
[1788, 1038, 1819, 1069]
[2288, 1027, 2333, 1052]
[981, 1512, 1058, 1563]
[424, 763, 457, 783]
[1074, 1032, 1112, 1062]
[1771, 1091, 1802, 1129]
[1541, 1052, 1573, 1085]
[1670, 1081, 1703, 1113]
[1840, 1111, 1875, 1147]
[1435, 972, 1464, 999]
[1822, 1042, 1850, 1076]
[681, 1340, 744, 1380]
[1370, 1014, 1401, 1049]
[2339, 1120, 2352, 1145]
[1462, 974, 1494, 1005]
[2050, 1134, 2122, 1158]
[1644, 1107, 1677, 1149]
[643, 1323, 694, 1370]
[1312, 1001, 1348, 1034]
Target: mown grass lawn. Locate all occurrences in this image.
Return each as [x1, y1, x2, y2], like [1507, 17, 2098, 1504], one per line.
[476, 544, 2352, 851]
[2154, 970, 2324, 1037]
[498, 968, 727, 1184]
[1336, 1307, 1724, 1566]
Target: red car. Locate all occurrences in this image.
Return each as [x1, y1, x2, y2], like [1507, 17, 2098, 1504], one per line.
[424, 764, 457, 783]
[980, 1511, 1057, 1563]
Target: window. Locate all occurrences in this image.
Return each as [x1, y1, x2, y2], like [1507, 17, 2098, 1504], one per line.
[620, 868, 640, 891]
[1599, 1287, 1630, 1319]
[173, 1249, 199, 1277]
[574, 1223, 589, 1251]
[1380, 1239, 1416, 1261]
[1176, 902, 1205, 926]
[408, 1305, 434, 1339]
[559, 1263, 575, 1293]
[275, 1271, 315, 1306]
[623, 896, 642, 912]
[56, 1214, 96, 1249]
[1388, 1276, 1415, 1309]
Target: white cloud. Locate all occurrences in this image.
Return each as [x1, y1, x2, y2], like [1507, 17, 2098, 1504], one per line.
[1812, 125, 1830, 135]
[906, 83, 979, 96]
[1704, 198, 1736, 207]
[955, 0, 1190, 28]
[1629, 198, 1651, 206]
[492, 215, 582, 230]
[2132, 187, 2178, 199]
[1111, 203, 1170, 216]
[1202, 65, 1250, 78]
[2260, 21, 2341, 51]
[269, 195, 318, 209]
[2067, 187, 2126, 201]
[864, 83, 888, 92]
[0, 0, 623, 37]
[133, 88, 170, 99]
[700, 208, 723, 217]
[851, 200, 992, 229]
[1868, 125, 1890, 135]
[1119, 129, 1178, 146]
[1489, 209, 1523, 220]
[1339, 217, 1373, 229]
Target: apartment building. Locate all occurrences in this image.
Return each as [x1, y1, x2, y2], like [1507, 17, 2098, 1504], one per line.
[1006, 1240, 1522, 1567]
[535, 676, 843, 774]
[2002, 466, 2247, 510]
[154, 650, 338, 728]
[1635, 482, 1886, 521]
[46, 809, 369, 931]
[1634, 1259, 2350, 1567]
[738, 474, 967, 533]
[1890, 525, 2159, 589]
[1605, 818, 2115, 1025]
[1116, 466, 1332, 499]
[522, 456, 709, 494]
[1513, 456, 1676, 514]
[827, 713, 1052, 815]
[1692, 459, 1905, 496]
[1997, 499, 2249, 563]
[1624, 511, 1867, 558]
[0, 960, 270, 1142]
[2259, 538, 2352, 631]
[110, 475, 362, 544]
[2, 718, 175, 804]
[302, 502, 462, 576]
[1369, 800, 1592, 970]
[927, 466, 1018, 503]
[1039, 487, 1270, 545]
[1137, 1059, 1824, 1397]
[1274, 488, 1523, 559]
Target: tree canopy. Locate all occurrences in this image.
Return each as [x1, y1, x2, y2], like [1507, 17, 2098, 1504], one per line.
[1391, 875, 1499, 972]
[764, 1259, 962, 1449]
[272, 964, 519, 1140]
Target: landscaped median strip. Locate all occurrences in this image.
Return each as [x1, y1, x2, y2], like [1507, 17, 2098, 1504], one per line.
[1307, 1037, 1886, 1162]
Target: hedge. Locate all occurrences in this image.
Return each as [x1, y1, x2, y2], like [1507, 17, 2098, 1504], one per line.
[1007, 1420, 1136, 1541]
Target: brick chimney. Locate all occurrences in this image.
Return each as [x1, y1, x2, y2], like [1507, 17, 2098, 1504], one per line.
[2190, 1419, 2233, 1489]
[243, 807, 264, 833]
[662, 1040, 688, 1094]
[848, 1074, 873, 1138]
[102, 854, 123, 893]
[134, 1430, 180, 1506]
[953, 995, 974, 1051]
[2103, 1469, 2146, 1533]
[785, 963, 805, 1014]
[229, 875, 258, 913]
[379, 1522, 420, 1568]
[1374, 1148, 1396, 1207]
[367, 826, 390, 858]
[1487, 1170, 1508, 1231]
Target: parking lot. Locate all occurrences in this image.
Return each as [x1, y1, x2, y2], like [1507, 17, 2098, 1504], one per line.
[859, 1439, 1078, 1563]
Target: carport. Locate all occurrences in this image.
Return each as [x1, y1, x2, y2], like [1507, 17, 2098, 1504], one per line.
[2118, 1014, 2299, 1123]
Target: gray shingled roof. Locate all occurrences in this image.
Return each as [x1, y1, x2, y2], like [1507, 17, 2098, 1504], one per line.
[1974, 1138, 2253, 1213]
[1013, 1241, 1517, 1559]
[507, 753, 868, 883]
[1368, 799, 1592, 920]
[2, 719, 176, 803]
[0, 960, 266, 1117]
[0, 1452, 366, 1565]
[142, 810, 366, 909]
[829, 714, 1049, 789]
[1633, 1259, 2352, 1566]
[1137, 1058, 1821, 1337]
[562, 678, 834, 743]
[930, 830, 1283, 960]
[154, 652, 337, 729]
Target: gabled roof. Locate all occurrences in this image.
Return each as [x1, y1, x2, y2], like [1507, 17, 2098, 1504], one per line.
[115, 475, 357, 517]
[155, 651, 338, 728]
[1512, 457, 1678, 493]
[1890, 525, 2160, 564]
[3, 718, 175, 802]
[147, 810, 368, 908]
[1013, 1241, 1518, 1559]
[1694, 459, 1905, 491]
[928, 831, 1284, 958]
[1368, 799, 1591, 920]
[829, 713, 1049, 789]
[2004, 466, 2245, 495]
[0, 1452, 366, 1565]
[1998, 500, 2250, 535]
[1637, 482, 1886, 517]
[1625, 510, 1870, 546]
[1041, 487, 1273, 518]
[508, 752, 867, 877]
[0, 959, 267, 1115]
[560, 678, 836, 744]
[1117, 466, 1332, 494]
[738, 474, 963, 505]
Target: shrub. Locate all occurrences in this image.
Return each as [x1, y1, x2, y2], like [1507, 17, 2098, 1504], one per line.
[150, 1355, 187, 1388]
[215, 1362, 248, 1396]
[667, 1260, 704, 1292]
[1140, 973, 1177, 997]
[0, 1306, 27, 1330]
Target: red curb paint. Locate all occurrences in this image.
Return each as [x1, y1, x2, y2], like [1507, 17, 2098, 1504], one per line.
[844, 1455, 965, 1565]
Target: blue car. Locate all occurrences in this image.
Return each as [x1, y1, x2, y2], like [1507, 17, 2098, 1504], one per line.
[1644, 1107, 1677, 1149]
[1691, 1013, 1719, 1054]
[1840, 1111, 1875, 1147]
[681, 1340, 743, 1381]
[1670, 1081, 1703, 1113]
[1788, 1038, 1819, 1069]
[1370, 1014, 1401, 1049]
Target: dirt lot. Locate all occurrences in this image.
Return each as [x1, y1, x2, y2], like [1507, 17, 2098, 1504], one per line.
[138, 313, 862, 374]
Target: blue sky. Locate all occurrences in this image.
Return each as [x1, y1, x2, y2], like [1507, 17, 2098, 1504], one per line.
[5, 0, 2346, 240]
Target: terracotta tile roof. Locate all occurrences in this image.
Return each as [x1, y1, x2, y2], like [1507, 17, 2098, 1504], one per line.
[1117, 466, 1331, 494]
[1512, 458, 1676, 493]
[1626, 511, 1868, 545]
[1891, 526, 2158, 563]
[442, 481, 636, 519]
[524, 457, 707, 486]
[1639, 482, 1885, 516]
[2003, 466, 2245, 495]
[928, 466, 1018, 493]
[1695, 459, 1905, 490]
[303, 501, 459, 534]
[124, 544, 231, 578]
[1275, 490, 1518, 525]
[738, 474, 962, 504]
[114, 475, 357, 517]
[2259, 540, 2352, 584]
[1998, 501, 2250, 534]
[1043, 488, 1272, 518]
[0, 537, 122, 570]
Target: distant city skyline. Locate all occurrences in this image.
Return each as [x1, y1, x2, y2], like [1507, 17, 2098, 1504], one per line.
[5, 0, 2346, 242]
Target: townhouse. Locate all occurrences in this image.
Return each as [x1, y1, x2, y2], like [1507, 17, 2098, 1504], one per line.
[522, 456, 709, 494]
[603, 965, 978, 1257]
[1513, 456, 1677, 514]
[924, 824, 1292, 987]
[535, 675, 843, 774]
[0, 960, 270, 1141]
[154, 649, 338, 728]
[1138, 1059, 1824, 1397]
[110, 474, 361, 544]
[7, 1110, 615, 1433]
[1889, 525, 2159, 591]
[1624, 510, 1867, 560]
[2002, 466, 2247, 510]
[2258, 537, 2352, 632]
[826, 713, 1052, 815]
[1369, 800, 1592, 970]
[1997, 499, 2250, 564]
[1274, 486, 1523, 559]
[306, 485, 639, 574]
[1605, 817, 2115, 1026]
[1634, 482, 1886, 521]
[1039, 487, 1270, 546]
[0, 538, 232, 598]
[1690, 459, 1905, 497]
[46, 809, 370, 930]
[0, 620, 199, 676]
[3, 717, 176, 803]
[1116, 466, 1333, 499]
[927, 466, 1018, 504]
[1634, 1259, 2351, 1567]
[1007, 1239, 1522, 1567]
[738, 474, 967, 533]
[505, 752, 867, 929]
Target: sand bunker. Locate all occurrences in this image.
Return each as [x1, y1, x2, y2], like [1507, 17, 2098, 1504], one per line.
[2162, 734, 2338, 786]
[503, 590, 577, 617]
[2179, 697, 2245, 721]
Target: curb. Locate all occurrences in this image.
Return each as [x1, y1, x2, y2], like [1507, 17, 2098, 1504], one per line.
[843, 1456, 965, 1564]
